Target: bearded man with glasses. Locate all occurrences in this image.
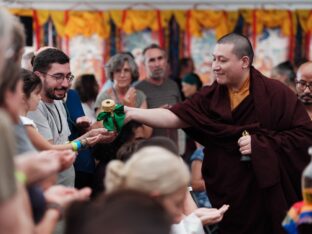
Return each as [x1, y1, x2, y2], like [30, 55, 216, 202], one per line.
[296, 62, 312, 119]
[28, 48, 116, 187]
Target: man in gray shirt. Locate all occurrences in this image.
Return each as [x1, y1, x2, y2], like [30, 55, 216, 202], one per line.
[28, 48, 115, 187]
[135, 44, 181, 145]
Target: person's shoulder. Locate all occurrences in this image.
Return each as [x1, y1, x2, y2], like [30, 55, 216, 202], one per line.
[252, 67, 293, 96]
[196, 81, 218, 98]
[262, 75, 294, 96]
[97, 88, 112, 98]
[95, 89, 113, 108]
[165, 78, 180, 88]
[27, 101, 47, 120]
[67, 89, 81, 101]
[135, 89, 146, 97]
[54, 100, 65, 108]
[134, 80, 149, 88]
[20, 116, 37, 128]
[67, 89, 79, 96]
[35, 101, 47, 112]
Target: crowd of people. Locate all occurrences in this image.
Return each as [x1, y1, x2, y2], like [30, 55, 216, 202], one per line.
[1, 8, 312, 234]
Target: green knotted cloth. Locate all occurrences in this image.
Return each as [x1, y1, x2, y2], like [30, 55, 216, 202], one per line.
[96, 104, 125, 132]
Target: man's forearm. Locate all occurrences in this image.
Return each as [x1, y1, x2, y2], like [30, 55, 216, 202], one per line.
[128, 107, 188, 129]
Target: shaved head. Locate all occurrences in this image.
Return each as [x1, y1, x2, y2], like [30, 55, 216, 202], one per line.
[297, 62, 312, 79]
[296, 62, 312, 105]
[217, 33, 254, 67]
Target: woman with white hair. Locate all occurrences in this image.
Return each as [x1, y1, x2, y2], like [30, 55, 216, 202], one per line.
[105, 146, 229, 233]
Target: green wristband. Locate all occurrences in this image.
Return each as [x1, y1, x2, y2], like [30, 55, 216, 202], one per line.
[15, 170, 27, 184]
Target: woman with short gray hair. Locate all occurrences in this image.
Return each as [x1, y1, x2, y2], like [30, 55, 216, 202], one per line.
[95, 53, 146, 110]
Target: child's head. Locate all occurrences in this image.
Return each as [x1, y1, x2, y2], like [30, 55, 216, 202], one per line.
[21, 68, 42, 112]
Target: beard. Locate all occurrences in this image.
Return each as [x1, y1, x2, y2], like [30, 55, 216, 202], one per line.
[45, 87, 67, 100]
[298, 93, 312, 105]
[149, 68, 165, 80]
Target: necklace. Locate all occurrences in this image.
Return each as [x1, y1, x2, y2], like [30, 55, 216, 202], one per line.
[44, 103, 63, 134]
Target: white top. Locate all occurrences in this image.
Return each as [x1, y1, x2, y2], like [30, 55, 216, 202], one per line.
[20, 115, 38, 130]
[82, 102, 96, 123]
[171, 213, 205, 234]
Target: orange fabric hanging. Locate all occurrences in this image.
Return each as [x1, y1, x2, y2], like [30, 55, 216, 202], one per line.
[188, 10, 229, 39]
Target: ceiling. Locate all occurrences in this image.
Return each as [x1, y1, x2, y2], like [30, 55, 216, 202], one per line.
[1, 0, 312, 10]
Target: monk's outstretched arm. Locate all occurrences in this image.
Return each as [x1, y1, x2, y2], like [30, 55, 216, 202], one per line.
[125, 106, 189, 129]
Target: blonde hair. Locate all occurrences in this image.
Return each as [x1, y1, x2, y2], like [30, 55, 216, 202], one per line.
[105, 146, 190, 195]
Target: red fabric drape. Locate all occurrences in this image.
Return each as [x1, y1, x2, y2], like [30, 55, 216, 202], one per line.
[287, 11, 295, 62]
[252, 10, 257, 50]
[156, 10, 164, 48]
[185, 10, 192, 57]
[64, 10, 70, 55]
[33, 10, 41, 50]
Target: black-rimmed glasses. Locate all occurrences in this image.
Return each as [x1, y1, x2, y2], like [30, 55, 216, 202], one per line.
[40, 71, 74, 83]
[295, 80, 312, 91]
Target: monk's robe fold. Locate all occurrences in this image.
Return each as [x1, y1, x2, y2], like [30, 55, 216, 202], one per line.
[170, 67, 312, 234]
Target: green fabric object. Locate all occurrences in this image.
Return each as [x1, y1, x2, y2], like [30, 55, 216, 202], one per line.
[96, 104, 125, 132]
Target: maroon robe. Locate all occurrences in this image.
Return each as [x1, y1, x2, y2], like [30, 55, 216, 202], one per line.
[170, 67, 312, 234]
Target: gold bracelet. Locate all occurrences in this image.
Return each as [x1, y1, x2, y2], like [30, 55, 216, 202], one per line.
[80, 138, 88, 149]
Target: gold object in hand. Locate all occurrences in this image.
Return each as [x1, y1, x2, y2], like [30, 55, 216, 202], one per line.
[101, 99, 116, 114]
[242, 130, 250, 137]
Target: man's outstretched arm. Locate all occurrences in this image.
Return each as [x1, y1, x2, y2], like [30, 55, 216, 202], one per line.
[125, 106, 189, 129]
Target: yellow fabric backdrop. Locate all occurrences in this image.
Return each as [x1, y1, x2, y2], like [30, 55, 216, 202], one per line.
[7, 8, 311, 40]
[240, 9, 296, 36]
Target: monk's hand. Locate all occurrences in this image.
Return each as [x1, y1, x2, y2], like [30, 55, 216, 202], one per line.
[238, 135, 252, 155]
[124, 106, 133, 124]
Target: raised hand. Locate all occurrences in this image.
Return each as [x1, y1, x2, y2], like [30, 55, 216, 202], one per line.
[123, 87, 137, 107]
[194, 204, 229, 225]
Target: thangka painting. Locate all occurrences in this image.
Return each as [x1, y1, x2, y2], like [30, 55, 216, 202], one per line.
[252, 28, 289, 77]
[122, 30, 159, 80]
[69, 35, 105, 84]
[191, 29, 216, 85]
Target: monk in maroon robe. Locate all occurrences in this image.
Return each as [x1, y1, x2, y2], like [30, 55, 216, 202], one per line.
[125, 33, 312, 234]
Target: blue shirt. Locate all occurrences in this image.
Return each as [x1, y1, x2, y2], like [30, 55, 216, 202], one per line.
[64, 89, 95, 173]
